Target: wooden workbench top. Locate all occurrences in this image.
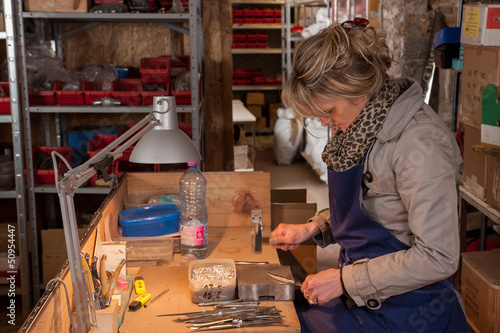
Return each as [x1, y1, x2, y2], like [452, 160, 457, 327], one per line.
[119, 227, 301, 332]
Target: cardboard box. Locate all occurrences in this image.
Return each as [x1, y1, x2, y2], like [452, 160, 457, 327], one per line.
[256, 117, 267, 129]
[461, 3, 500, 46]
[460, 44, 500, 129]
[480, 84, 500, 147]
[462, 125, 500, 211]
[486, 154, 500, 212]
[463, 125, 487, 201]
[271, 189, 317, 245]
[269, 102, 281, 129]
[461, 250, 500, 333]
[41, 228, 86, 255]
[24, 0, 92, 12]
[246, 105, 262, 118]
[291, 245, 317, 275]
[246, 92, 265, 106]
[367, 0, 380, 28]
[42, 254, 66, 285]
[0, 13, 4, 32]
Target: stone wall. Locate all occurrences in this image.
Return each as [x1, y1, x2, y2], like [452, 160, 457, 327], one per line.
[382, 0, 459, 128]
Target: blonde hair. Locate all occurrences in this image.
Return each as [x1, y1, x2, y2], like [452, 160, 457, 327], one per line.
[283, 23, 392, 119]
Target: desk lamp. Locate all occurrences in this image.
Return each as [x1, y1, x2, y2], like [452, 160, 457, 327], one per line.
[53, 96, 200, 332]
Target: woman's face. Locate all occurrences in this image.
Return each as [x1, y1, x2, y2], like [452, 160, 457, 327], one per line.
[315, 97, 368, 131]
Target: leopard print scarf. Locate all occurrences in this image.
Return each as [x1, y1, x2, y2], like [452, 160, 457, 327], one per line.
[322, 78, 401, 172]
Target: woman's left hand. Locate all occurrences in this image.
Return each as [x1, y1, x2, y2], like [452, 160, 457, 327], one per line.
[301, 268, 343, 306]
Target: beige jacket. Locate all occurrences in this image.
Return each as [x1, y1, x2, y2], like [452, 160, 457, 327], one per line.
[310, 78, 463, 308]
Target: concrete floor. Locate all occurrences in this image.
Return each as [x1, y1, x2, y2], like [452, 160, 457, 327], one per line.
[255, 148, 339, 272]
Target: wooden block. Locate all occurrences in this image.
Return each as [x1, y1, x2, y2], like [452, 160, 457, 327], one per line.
[126, 172, 272, 227]
[94, 299, 119, 333]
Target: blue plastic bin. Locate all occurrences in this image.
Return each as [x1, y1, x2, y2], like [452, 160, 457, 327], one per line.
[67, 126, 120, 166]
[119, 204, 180, 237]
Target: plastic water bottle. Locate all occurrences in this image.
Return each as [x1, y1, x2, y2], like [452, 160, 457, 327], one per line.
[179, 161, 208, 258]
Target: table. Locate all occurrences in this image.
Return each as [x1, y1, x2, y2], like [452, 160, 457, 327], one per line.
[233, 100, 257, 171]
[120, 227, 301, 332]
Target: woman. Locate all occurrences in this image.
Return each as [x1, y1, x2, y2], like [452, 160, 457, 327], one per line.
[270, 19, 468, 332]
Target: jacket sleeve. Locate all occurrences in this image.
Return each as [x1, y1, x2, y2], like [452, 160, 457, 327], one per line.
[308, 208, 335, 247]
[342, 112, 463, 308]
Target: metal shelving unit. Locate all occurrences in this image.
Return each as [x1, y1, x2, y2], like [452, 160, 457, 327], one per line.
[14, 1, 204, 301]
[1, 0, 32, 315]
[231, 0, 284, 93]
[281, 0, 330, 86]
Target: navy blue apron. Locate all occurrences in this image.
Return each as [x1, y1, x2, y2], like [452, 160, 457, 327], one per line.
[294, 158, 467, 333]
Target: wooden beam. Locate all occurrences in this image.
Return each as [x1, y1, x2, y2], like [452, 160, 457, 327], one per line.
[203, 0, 234, 171]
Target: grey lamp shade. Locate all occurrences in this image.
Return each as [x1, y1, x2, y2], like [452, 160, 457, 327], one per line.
[129, 129, 201, 164]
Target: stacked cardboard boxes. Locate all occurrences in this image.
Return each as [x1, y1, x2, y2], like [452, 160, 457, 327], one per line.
[460, 3, 500, 212]
[461, 250, 500, 333]
[246, 92, 267, 130]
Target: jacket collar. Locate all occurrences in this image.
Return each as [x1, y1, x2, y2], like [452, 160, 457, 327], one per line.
[376, 78, 425, 143]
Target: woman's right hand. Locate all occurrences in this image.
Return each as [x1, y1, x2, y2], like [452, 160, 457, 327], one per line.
[269, 222, 319, 251]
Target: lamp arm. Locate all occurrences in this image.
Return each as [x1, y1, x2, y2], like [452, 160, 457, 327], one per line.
[57, 113, 156, 195]
[53, 100, 177, 333]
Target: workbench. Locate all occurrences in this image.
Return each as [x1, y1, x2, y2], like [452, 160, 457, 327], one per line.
[20, 172, 301, 333]
[120, 227, 300, 332]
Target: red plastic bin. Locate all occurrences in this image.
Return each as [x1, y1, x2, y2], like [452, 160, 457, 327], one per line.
[140, 56, 171, 83]
[111, 79, 142, 105]
[244, 9, 255, 17]
[253, 76, 265, 85]
[171, 55, 190, 77]
[0, 82, 11, 114]
[83, 81, 112, 105]
[254, 9, 264, 18]
[33, 146, 73, 184]
[54, 81, 85, 105]
[264, 9, 274, 17]
[29, 83, 56, 105]
[233, 9, 244, 17]
[256, 32, 267, 42]
[141, 82, 170, 105]
[233, 33, 247, 42]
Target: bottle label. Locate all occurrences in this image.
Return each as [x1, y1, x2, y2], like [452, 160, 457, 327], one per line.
[181, 225, 205, 246]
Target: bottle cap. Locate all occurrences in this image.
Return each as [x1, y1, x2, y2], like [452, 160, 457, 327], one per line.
[187, 161, 198, 167]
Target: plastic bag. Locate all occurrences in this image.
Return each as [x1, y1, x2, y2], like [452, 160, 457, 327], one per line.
[25, 44, 80, 91]
[82, 65, 118, 91]
[173, 69, 190, 91]
[90, 3, 128, 13]
[304, 117, 328, 182]
[274, 108, 303, 166]
[168, 0, 185, 13]
[301, 8, 332, 39]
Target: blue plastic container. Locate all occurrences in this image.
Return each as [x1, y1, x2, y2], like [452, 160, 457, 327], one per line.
[119, 204, 180, 237]
[67, 125, 121, 166]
